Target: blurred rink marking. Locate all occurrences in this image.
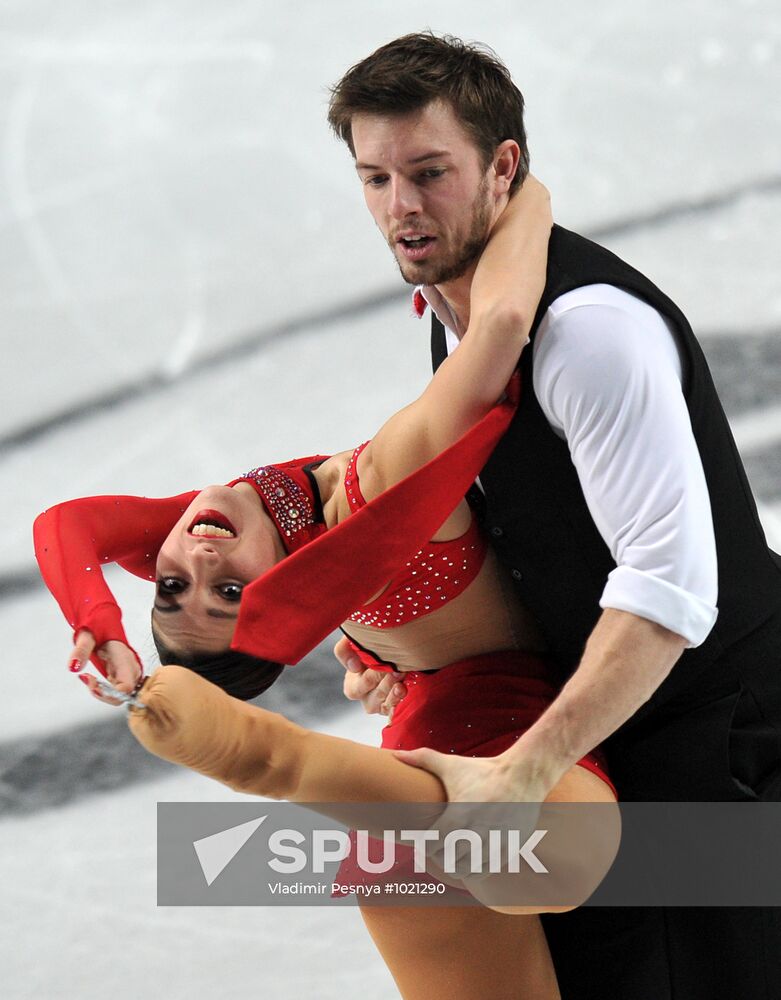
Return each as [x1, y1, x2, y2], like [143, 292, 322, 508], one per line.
[163, 310, 203, 380]
[587, 174, 781, 242]
[730, 403, 781, 454]
[0, 283, 409, 454]
[3, 183, 780, 456]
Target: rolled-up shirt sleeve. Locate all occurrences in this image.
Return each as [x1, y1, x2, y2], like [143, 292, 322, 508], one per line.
[533, 285, 718, 646]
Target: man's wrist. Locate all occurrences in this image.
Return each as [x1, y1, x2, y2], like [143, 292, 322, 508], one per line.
[499, 731, 573, 798]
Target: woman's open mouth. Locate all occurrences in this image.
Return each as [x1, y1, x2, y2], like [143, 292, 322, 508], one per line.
[187, 509, 237, 538]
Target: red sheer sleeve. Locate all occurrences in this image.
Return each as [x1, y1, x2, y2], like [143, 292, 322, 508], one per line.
[33, 492, 198, 674]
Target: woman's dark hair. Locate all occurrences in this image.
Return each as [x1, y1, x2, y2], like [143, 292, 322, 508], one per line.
[328, 31, 529, 191]
[152, 627, 284, 701]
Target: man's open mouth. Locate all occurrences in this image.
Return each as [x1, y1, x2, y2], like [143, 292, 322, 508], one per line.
[397, 234, 436, 260]
[187, 509, 237, 538]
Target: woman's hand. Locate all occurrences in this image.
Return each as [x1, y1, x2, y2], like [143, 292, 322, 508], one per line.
[468, 173, 552, 332]
[69, 630, 143, 706]
[333, 636, 407, 719]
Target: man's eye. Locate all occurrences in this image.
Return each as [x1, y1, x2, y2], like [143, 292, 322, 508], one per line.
[218, 583, 243, 602]
[420, 168, 444, 180]
[157, 577, 186, 595]
[365, 175, 387, 187]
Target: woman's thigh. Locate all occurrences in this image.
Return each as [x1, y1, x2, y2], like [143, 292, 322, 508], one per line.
[547, 761, 618, 803]
[359, 904, 560, 1000]
[539, 762, 621, 912]
[357, 767, 616, 997]
[462, 763, 619, 916]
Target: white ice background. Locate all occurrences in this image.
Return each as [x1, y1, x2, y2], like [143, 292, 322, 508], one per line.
[1, 2, 780, 998]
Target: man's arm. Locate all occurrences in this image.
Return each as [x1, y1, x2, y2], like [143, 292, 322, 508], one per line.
[504, 609, 686, 792]
[535, 287, 718, 641]
[397, 288, 716, 797]
[396, 607, 686, 800]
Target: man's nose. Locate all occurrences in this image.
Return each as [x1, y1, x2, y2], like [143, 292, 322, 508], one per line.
[387, 176, 422, 220]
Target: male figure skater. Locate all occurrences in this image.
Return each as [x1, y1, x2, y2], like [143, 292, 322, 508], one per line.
[330, 32, 781, 1000]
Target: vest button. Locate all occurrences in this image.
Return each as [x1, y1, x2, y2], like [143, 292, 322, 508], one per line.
[511, 568, 523, 581]
[491, 526, 504, 538]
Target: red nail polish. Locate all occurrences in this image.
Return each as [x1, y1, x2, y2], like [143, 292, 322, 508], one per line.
[69, 658, 81, 672]
[78, 674, 91, 686]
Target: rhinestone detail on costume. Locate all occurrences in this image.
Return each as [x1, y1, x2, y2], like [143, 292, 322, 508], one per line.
[343, 442, 485, 629]
[241, 465, 315, 542]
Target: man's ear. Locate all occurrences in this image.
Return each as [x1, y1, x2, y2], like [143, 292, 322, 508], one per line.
[491, 140, 521, 196]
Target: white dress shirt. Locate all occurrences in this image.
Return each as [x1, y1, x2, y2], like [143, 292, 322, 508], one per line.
[421, 282, 718, 648]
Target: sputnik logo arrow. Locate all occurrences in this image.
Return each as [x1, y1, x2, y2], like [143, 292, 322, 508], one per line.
[193, 815, 268, 886]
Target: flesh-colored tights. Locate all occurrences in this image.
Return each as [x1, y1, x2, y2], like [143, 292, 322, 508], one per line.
[130, 666, 569, 999]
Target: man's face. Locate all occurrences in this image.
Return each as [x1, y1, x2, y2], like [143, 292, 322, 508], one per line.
[352, 100, 494, 287]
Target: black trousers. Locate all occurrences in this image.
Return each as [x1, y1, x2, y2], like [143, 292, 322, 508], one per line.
[541, 611, 781, 1000]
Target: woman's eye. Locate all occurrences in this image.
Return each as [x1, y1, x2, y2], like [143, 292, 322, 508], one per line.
[157, 577, 186, 595]
[218, 583, 243, 602]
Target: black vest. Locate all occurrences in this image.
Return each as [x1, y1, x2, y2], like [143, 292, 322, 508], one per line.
[431, 226, 781, 723]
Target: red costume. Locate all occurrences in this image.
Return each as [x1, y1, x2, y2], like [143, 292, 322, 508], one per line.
[338, 441, 614, 795]
[33, 379, 613, 797]
[344, 442, 485, 629]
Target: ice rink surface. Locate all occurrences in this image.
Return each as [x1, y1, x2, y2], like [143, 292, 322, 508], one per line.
[1, 2, 779, 997]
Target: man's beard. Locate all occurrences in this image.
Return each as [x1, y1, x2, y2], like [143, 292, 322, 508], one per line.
[390, 178, 492, 286]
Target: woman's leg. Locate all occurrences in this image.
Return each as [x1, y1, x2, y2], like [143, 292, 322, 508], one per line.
[129, 665, 446, 811]
[462, 762, 620, 915]
[360, 905, 560, 1000]
[357, 763, 615, 998]
[130, 667, 618, 901]
[548, 761, 617, 804]
[130, 667, 616, 996]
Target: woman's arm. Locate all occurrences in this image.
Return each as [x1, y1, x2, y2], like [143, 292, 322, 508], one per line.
[359, 176, 551, 499]
[33, 491, 197, 674]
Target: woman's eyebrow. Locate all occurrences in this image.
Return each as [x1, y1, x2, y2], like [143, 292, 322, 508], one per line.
[152, 603, 238, 620]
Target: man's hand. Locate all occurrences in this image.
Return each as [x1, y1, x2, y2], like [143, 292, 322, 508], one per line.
[393, 745, 550, 805]
[390, 748, 549, 868]
[392, 747, 551, 904]
[392, 745, 620, 913]
[333, 636, 407, 718]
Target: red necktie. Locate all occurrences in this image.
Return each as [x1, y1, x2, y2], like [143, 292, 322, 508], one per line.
[232, 376, 519, 664]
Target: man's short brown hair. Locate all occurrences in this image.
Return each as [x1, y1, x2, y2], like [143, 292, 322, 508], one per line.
[328, 32, 529, 191]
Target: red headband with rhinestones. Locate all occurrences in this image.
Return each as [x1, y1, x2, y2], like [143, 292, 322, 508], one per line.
[231, 455, 329, 554]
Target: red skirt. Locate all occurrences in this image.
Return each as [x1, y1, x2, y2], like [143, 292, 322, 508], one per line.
[371, 648, 614, 793]
[333, 649, 616, 896]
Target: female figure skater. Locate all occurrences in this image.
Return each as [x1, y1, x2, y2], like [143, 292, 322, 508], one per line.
[34, 177, 618, 1000]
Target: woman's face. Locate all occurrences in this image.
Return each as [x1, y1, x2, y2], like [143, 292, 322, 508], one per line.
[153, 483, 285, 653]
